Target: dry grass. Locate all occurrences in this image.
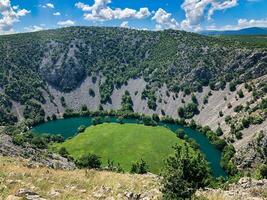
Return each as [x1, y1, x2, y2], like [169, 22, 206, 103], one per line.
[0, 156, 161, 200]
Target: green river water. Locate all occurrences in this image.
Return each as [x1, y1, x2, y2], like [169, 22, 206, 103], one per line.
[32, 116, 227, 177]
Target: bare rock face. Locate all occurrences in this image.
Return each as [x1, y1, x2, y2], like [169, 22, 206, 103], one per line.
[0, 133, 76, 170]
[40, 41, 86, 91]
[235, 131, 267, 169]
[196, 177, 267, 200]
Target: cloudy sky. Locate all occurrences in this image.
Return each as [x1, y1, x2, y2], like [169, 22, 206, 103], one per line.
[1, 0, 267, 34]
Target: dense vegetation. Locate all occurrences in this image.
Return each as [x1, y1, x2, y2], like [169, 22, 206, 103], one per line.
[0, 26, 266, 125]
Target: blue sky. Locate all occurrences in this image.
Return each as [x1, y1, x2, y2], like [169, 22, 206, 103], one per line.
[1, 0, 267, 34]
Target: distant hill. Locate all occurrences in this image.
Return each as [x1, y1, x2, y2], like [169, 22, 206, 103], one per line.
[201, 27, 267, 35]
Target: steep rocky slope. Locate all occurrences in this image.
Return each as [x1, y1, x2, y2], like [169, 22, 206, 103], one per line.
[0, 27, 266, 170]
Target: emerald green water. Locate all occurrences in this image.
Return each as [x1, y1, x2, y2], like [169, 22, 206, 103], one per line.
[32, 117, 227, 177]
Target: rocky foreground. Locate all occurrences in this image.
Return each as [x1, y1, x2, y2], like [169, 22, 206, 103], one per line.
[0, 156, 161, 200]
[0, 156, 267, 200]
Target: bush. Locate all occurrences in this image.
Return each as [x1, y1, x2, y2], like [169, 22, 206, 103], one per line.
[31, 136, 47, 149]
[89, 88, 95, 97]
[142, 116, 157, 126]
[237, 89, 244, 98]
[216, 127, 223, 136]
[234, 105, 243, 113]
[176, 128, 185, 139]
[131, 159, 148, 174]
[77, 125, 86, 133]
[259, 164, 267, 178]
[76, 154, 101, 169]
[178, 102, 199, 119]
[59, 147, 69, 158]
[229, 82, 236, 92]
[92, 117, 103, 125]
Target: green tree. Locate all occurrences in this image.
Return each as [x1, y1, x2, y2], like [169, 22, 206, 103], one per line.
[76, 154, 101, 169]
[176, 128, 185, 139]
[162, 144, 211, 199]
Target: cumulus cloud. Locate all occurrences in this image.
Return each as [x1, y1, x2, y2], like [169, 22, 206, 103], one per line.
[206, 18, 267, 30]
[152, 8, 179, 30]
[57, 20, 75, 27]
[24, 25, 44, 32]
[181, 0, 238, 30]
[120, 21, 129, 28]
[0, 0, 30, 34]
[42, 3, 54, 9]
[53, 12, 61, 16]
[75, 0, 151, 21]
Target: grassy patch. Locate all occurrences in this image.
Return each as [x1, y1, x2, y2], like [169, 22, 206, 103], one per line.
[55, 123, 183, 174]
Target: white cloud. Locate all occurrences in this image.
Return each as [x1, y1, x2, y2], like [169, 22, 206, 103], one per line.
[53, 12, 61, 16]
[57, 20, 75, 27]
[181, 0, 238, 30]
[152, 8, 179, 30]
[75, 0, 151, 21]
[24, 25, 44, 32]
[43, 3, 54, 9]
[206, 18, 267, 31]
[0, 0, 30, 34]
[120, 21, 129, 28]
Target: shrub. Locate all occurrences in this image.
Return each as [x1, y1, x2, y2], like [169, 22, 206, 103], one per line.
[234, 105, 243, 113]
[259, 164, 267, 178]
[81, 105, 88, 112]
[229, 82, 236, 92]
[131, 159, 148, 174]
[92, 117, 103, 125]
[59, 147, 70, 158]
[178, 102, 199, 119]
[76, 154, 101, 169]
[142, 116, 157, 126]
[31, 136, 47, 149]
[237, 89, 244, 98]
[176, 128, 185, 139]
[89, 88, 95, 97]
[77, 125, 86, 133]
[216, 127, 223, 136]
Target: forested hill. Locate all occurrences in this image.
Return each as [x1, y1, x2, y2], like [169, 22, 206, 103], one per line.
[0, 26, 267, 125]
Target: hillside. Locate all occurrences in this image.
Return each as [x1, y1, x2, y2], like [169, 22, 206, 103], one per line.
[0, 26, 266, 170]
[201, 27, 267, 36]
[0, 156, 161, 200]
[1, 156, 267, 200]
[54, 123, 184, 174]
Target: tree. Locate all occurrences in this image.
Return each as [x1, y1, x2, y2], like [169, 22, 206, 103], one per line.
[76, 154, 101, 169]
[237, 89, 244, 98]
[176, 128, 185, 139]
[216, 127, 223, 136]
[89, 88, 95, 97]
[191, 94, 198, 105]
[177, 107, 185, 118]
[81, 105, 88, 112]
[162, 144, 211, 199]
[229, 82, 236, 92]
